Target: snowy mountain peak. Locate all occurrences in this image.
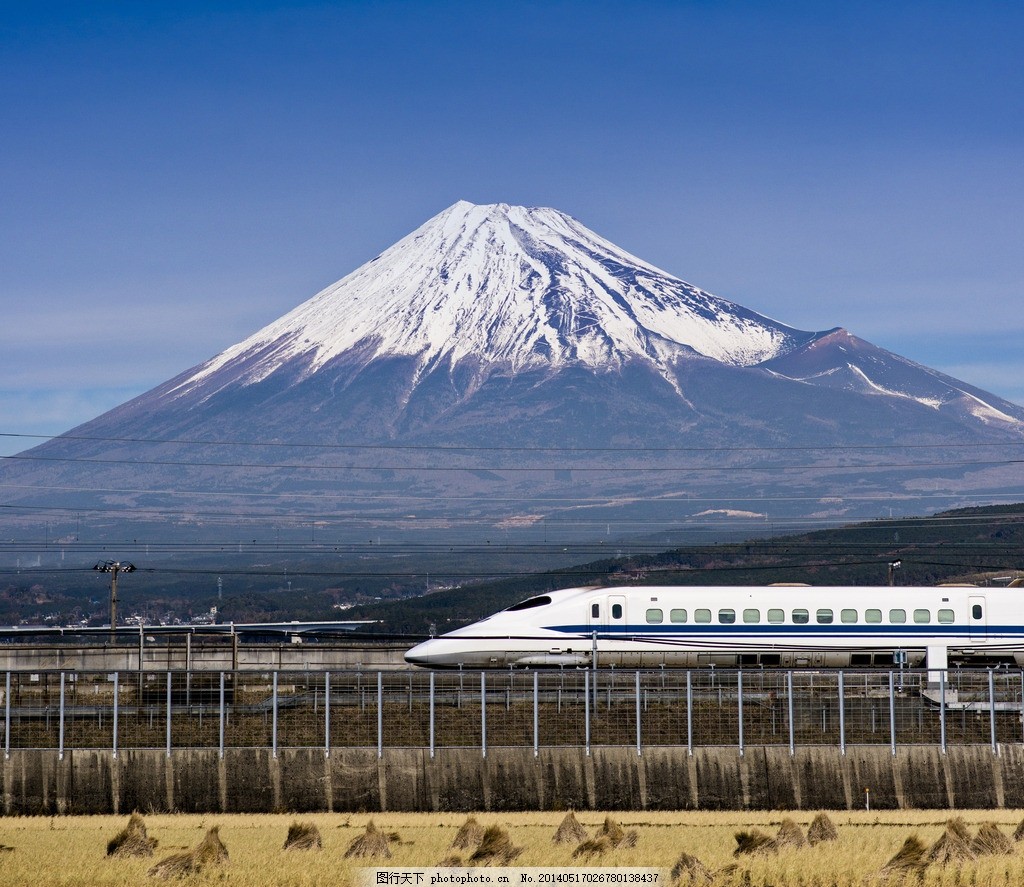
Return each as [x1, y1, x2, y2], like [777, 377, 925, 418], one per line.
[178, 201, 815, 394]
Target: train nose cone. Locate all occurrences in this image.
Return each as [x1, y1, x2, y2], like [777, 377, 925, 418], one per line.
[404, 639, 439, 667]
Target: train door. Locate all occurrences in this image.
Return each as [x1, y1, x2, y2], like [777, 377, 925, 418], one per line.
[608, 594, 627, 631]
[969, 595, 987, 642]
[588, 594, 627, 630]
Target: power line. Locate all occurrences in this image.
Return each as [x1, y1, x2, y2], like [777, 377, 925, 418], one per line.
[4, 429, 1024, 455]
[3, 451, 1022, 472]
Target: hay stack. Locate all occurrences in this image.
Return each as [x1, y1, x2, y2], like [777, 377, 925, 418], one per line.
[452, 816, 486, 850]
[774, 818, 806, 850]
[733, 828, 776, 857]
[573, 836, 612, 858]
[148, 826, 228, 879]
[970, 822, 1014, 857]
[283, 821, 322, 851]
[669, 852, 713, 886]
[344, 821, 393, 860]
[806, 812, 838, 846]
[1014, 818, 1024, 842]
[597, 816, 638, 849]
[553, 811, 589, 845]
[879, 835, 928, 881]
[926, 817, 975, 865]
[469, 826, 521, 865]
[107, 812, 158, 858]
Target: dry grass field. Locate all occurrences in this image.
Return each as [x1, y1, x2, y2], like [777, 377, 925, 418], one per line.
[2, 810, 1024, 886]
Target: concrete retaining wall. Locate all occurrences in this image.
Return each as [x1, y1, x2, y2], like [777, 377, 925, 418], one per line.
[3, 745, 1022, 814]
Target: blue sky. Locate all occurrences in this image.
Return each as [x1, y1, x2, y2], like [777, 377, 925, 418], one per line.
[1, 1, 1022, 456]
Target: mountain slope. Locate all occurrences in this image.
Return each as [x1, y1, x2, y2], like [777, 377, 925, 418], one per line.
[2, 201, 1023, 551]
[169, 201, 818, 399]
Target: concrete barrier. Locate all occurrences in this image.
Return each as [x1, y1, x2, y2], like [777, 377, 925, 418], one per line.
[2, 745, 1022, 814]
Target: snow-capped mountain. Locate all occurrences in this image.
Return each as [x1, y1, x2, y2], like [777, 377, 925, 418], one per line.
[3, 201, 1023, 545]
[172, 201, 817, 398]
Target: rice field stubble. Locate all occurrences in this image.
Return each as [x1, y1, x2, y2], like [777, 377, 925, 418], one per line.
[2, 811, 1024, 886]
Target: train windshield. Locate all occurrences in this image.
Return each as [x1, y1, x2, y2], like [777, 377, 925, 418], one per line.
[504, 595, 552, 612]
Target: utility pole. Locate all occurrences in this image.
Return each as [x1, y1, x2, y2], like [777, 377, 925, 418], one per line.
[94, 560, 136, 638]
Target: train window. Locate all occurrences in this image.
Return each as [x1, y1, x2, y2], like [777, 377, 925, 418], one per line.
[792, 609, 809, 624]
[767, 608, 785, 624]
[591, 603, 600, 619]
[972, 604, 982, 619]
[695, 609, 711, 623]
[913, 609, 930, 624]
[743, 608, 760, 623]
[865, 609, 882, 623]
[611, 603, 623, 620]
[816, 609, 834, 624]
[938, 608, 954, 624]
[670, 608, 687, 623]
[646, 608, 663, 624]
[506, 595, 553, 612]
[718, 609, 736, 624]
[889, 609, 906, 623]
[841, 609, 858, 623]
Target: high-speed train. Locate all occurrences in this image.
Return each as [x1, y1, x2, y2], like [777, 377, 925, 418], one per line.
[404, 583, 1024, 671]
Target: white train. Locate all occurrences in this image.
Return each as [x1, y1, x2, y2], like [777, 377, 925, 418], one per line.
[404, 583, 1024, 672]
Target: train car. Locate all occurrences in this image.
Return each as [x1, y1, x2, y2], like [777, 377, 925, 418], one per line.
[404, 584, 1024, 672]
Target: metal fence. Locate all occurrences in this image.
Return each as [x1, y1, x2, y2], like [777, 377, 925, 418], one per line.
[3, 668, 1023, 757]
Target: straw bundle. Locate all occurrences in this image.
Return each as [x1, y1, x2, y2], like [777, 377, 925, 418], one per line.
[552, 811, 589, 845]
[926, 817, 975, 865]
[597, 816, 638, 849]
[344, 821, 393, 860]
[573, 836, 612, 858]
[733, 828, 776, 857]
[107, 812, 158, 858]
[1013, 817, 1024, 842]
[469, 826, 521, 865]
[879, 835, 928, 881]
[452, 817, 486, 850]
[970, 821, 1014, 857]
[774, 818, 806, 850]
[806, 812, 838, 846]
[148, 826, 228, 879]
[668, 852, 713, 886]
[283, 821, 322, 851]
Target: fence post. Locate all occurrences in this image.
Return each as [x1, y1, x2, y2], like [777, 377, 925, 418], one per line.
[324, 671, 331, 757]
[429, 671, 435, 759]
[58, 672, 66, 761]
[164, 667, 171, 757]
[585, 670, 591, 756]
[787, 671, 795, 756]
[989, 670, 997, 755]
[635, 670, 642, 756]
[838, 671, 845, 756]
[939, 670, 947, 754]
[377, 672, 383, 758]
[272, 671, 279, 759]
[219, 672, 226, 758]
[112, 672, 119, 758]
[4, 671, 10, 762]
[533, 670, 539, 757]
[686, 670, 693, 756]
[737, 670, 744, 756]
[888, 671, 896, 757]
[481, 672, 487, 758]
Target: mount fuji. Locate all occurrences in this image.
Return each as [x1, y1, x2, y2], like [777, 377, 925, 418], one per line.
[4, 201, 1024, 547]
